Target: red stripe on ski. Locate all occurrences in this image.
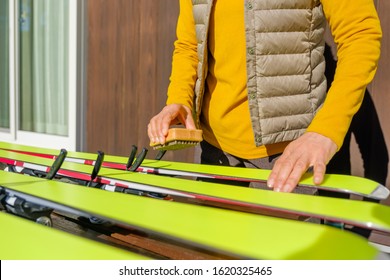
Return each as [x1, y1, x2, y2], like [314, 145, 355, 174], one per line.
[0, 157, 18, 166]
[0, 154, 289, 213]
[102, 162, 126, 170]
[2, 148, 56, 159]
[56, 169, 91, 181]
[0, 157, 26, 168]
[1, 148, 258, 183]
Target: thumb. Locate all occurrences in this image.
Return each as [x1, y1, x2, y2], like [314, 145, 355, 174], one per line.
[179, 105, 196, 130]
[184, 114, 196, 130]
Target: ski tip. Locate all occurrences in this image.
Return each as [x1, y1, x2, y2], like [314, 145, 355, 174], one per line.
[370, 184, 390, 200]
[150, 128, 203, 151]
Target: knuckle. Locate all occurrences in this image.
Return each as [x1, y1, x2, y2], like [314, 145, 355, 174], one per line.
[314, 162, 326, 173]
[281, 160, 294, 170]
[295, 160, 307, 170]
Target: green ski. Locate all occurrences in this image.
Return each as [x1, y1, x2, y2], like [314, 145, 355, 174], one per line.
[0, 170, 382, 260]
[0, 211, 150, 260]
[1, 148, 390, 234]
[0, 141, 388, 200]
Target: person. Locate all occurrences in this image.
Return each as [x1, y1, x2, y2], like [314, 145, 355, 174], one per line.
[148, 0, 382, 193]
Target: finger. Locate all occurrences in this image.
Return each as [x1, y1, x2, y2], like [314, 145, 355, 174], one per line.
[158, 108, 180, 143]
[175, 106, 196, 130]
[148, 117, 159, 144]
[149, 112, 172, 144]
[269, 156, 295, 192]
[279, 159, 308, 192]
[272, 160, 294, 192]
[184, 115, 196, 130]
[267, 150, 291, 189]
[267, 161, 280, 189]
[313, 161, 326, 185]
[160, 112, 175, 140]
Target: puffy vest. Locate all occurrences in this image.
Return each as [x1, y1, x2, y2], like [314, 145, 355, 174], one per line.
[192, 0, 327, 146]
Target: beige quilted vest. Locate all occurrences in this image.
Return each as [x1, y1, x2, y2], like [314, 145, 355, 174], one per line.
[192, 0, 327, 146]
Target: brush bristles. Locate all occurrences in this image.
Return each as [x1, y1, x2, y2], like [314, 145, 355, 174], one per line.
[150, 128, 203, 151]
[152, 140, 200, 150]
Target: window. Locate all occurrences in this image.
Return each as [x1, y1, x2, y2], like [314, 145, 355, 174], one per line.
[0, 0, 80, 150]
[0, 0, 10, 131]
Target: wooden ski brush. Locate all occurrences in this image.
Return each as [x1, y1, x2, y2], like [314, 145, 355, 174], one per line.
[150, 128, 203, 150]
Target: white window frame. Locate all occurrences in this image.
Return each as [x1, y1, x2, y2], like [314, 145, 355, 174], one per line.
[0, 0, 78, 151]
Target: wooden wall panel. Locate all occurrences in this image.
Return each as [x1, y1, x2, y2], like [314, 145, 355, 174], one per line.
[86, 0, 194, 161]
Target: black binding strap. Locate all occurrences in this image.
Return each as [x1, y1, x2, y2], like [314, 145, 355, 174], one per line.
[126, 145, 138, 170]
[87, 151, 105, 187]
[129, 148, 148, 172]
[46, 149, 67, 180]
[155, 150, 166, 160]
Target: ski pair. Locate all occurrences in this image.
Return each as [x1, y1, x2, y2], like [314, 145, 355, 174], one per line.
[0, 141, 388, 200]
[1, 148, 390, 235]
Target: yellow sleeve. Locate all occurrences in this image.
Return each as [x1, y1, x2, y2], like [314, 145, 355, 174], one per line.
[166, 0, 198, 110]
[306, 0, 382, 149]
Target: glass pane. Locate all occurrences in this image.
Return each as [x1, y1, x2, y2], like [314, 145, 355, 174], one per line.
[0, 0, 10, 130]
[19, 0, 69, 136]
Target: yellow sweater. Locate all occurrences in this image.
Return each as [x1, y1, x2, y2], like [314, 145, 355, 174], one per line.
[167, 0, 382, 159]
